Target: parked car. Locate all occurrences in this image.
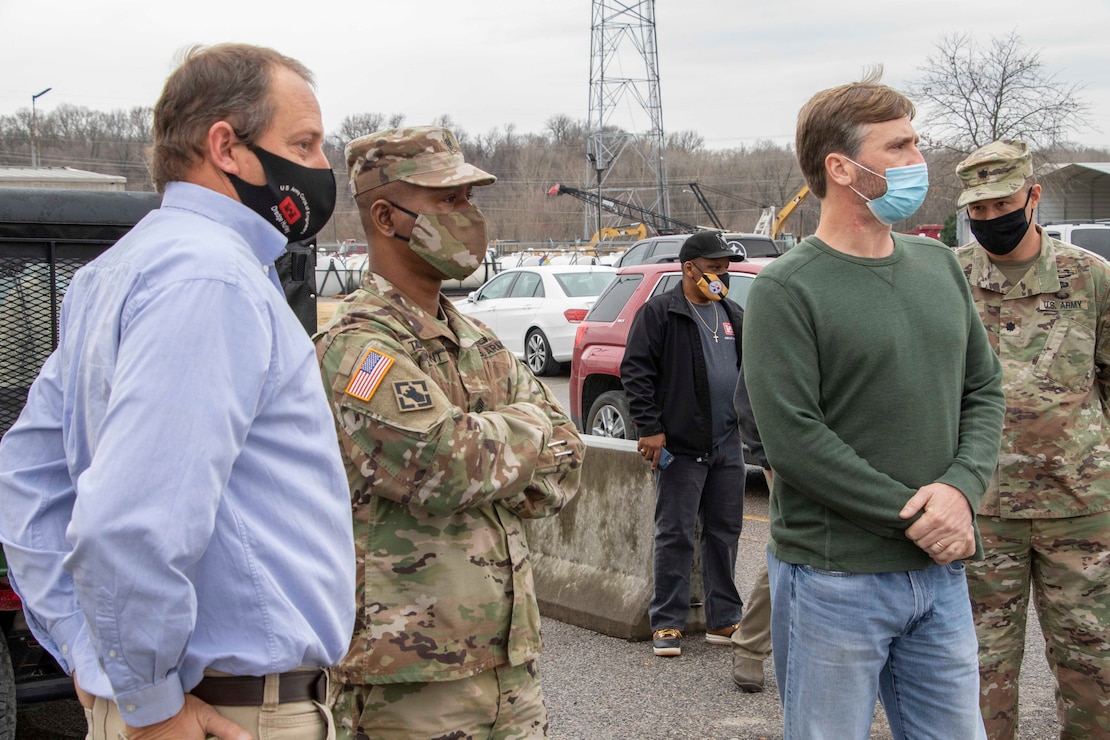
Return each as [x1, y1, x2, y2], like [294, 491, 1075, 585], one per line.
[569, 259, 771, 439]
[457, 265, 616, 376]
[612, 232, 783, 269]
[1042, 222, 1110, 261]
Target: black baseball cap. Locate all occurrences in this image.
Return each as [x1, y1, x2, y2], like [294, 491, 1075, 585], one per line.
[679, 231, 745, 263]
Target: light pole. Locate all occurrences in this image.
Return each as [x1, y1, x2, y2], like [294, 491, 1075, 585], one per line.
[31, 87, 52, 168]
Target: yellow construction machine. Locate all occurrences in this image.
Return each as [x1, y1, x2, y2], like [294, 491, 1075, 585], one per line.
[589, 223, 648, 246]
[754, 185, 809, 248]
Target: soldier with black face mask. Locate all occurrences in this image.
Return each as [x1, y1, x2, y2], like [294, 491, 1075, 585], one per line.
[955, 140, 1110, 739]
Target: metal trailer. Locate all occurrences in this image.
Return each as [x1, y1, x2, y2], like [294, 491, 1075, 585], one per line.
[0, 187, 162, 732]
[0, 187, 318, 734]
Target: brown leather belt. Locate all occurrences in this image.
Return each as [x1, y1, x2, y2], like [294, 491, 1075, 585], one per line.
[191, 670, 326, 707]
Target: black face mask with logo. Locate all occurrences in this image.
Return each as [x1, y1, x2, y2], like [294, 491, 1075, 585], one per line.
[228, 144, 337, 243]
[969, 188, 1033, 256]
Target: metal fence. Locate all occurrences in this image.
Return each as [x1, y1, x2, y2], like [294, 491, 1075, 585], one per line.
[0, 251, 95, 437]
[0, 188, 161, 438]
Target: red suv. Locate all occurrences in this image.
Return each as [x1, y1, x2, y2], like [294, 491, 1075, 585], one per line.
[569, 259, 771, 439]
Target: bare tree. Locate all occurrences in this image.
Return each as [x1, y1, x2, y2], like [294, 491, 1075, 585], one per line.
[2, 95, 1103, 244]
[665, 130, 704, 154]
[325, 112, 406, 162]
[908, 31, 1092, 154]
[544, 114, 585, 148]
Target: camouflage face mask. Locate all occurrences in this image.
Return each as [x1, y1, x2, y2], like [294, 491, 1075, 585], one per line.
[389, 201, 489, 280]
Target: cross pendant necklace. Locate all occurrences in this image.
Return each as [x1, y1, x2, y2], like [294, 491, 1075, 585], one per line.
[687, 298, 720, 342]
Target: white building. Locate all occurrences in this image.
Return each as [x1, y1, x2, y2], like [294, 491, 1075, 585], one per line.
[0, 167, 126, 191]
[1038, 162, 1110, 223]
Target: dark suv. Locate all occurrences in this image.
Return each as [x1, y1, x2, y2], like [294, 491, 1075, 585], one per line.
[612, 232, 783, 269]
[569, 259, 771, 439]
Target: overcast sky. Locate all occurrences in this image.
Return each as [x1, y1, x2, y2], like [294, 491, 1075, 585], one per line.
[2, 0, 1108, 154]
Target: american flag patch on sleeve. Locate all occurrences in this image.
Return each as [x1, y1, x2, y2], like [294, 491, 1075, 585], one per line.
[345, 348, 395, 401]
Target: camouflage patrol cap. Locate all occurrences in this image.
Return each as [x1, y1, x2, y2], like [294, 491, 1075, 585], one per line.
[346, 126, 496, 196]
[956, 139, 1033, 207]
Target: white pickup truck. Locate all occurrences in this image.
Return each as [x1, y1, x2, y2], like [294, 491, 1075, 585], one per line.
[1043, 222, 1110, 260]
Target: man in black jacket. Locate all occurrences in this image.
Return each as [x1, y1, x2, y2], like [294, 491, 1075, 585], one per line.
[621, 230, 746, 657]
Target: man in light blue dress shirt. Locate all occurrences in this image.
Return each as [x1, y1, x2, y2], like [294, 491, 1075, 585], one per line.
[0, 44, 354, 740]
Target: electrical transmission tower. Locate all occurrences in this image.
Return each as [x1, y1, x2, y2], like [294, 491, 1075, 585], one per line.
[585, 0, 670, 239]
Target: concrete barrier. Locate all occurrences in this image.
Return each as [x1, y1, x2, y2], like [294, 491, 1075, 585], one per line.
[523, 436, 705, 641]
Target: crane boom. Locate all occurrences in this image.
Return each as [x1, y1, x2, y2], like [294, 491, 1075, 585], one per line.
[754, 184, 809, 240]
[685, 182, 725, 230]
[773, 185, 809, 238]
[547, 183, 699, 235]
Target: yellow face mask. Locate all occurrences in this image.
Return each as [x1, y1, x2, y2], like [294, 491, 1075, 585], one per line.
[693, 266, 729, 301]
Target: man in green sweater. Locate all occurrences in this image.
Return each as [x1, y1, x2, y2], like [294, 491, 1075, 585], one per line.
[741, 69, 1005, 739]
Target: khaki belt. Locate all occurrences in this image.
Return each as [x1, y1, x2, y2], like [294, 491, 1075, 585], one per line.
[191, 670, 326, 707]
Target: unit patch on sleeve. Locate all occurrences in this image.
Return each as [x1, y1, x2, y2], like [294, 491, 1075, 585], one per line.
[394, 380, 434, 411]
[345, 348, 395, 401]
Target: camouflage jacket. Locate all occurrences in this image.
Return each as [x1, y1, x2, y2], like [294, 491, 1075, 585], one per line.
[957, 228, 1110, 518]
[314, 273, 583, 685]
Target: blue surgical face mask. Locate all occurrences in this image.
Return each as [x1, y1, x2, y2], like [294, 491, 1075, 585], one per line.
[846, 158, 929, 226]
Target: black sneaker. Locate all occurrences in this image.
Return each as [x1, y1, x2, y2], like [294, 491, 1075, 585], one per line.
[652, 628, 682, 657]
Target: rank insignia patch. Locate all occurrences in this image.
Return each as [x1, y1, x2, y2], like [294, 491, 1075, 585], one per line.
[394, 380, 434, 411]
[345, 348, 394, 401]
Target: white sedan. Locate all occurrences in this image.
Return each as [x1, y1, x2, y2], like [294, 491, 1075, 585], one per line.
[458, 265, 616, 376]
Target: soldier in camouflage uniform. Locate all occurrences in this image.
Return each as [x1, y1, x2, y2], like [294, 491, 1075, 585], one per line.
[316, 126, 584, 740]
[955, 140, 1110, 739]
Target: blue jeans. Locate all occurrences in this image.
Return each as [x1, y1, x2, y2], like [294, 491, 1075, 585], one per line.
[768, 550, 986, 740]
[649, 428, 745, 632]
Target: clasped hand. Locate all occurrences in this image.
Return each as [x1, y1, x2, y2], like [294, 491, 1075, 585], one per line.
[899, 482, 976, 565]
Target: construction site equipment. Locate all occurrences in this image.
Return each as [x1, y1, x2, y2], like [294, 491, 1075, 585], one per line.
[590, 223, 648, 245]
[685, 183, 725, 230]
[548, 183, 701, 236]
[755, 185, 809, 241]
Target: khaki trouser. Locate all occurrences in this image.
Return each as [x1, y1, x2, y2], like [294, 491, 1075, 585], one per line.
[731, 468, 773, 661]
[331, 661, 547, 740]
[84, 671, 335, 740]
[731, 559, 772, 660]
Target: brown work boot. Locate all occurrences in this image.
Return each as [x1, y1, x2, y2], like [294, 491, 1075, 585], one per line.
[704, 622, 741, 645]
[732, 652, 765, 692]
